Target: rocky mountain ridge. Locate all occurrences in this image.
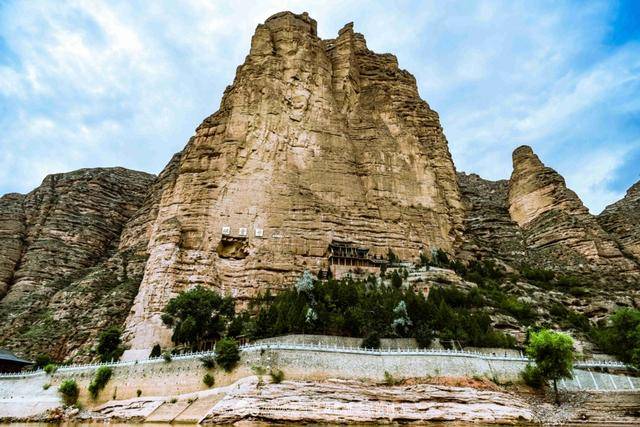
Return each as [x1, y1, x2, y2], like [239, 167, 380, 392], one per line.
[0, 11, 638, 361]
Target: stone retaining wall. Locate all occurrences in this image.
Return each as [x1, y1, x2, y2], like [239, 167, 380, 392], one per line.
[1, 343, 633, 418]
[246, 347, 527, 383]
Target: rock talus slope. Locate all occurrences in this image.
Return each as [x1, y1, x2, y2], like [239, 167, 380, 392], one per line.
[121, 11, 464, 356]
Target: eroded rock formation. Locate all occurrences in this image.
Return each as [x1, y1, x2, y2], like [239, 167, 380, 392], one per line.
[121, 11, 464, 356]
[457, 172, 525, 263]
[506, 145, 638, 278]
[0, 11, 638, 362]
[0, 168, 155, 360]
[598, 181, 640, 262]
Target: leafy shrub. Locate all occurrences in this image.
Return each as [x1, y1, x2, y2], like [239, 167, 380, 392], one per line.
[203, 373, 215, 388]
[521, 364, 544, 388]
[200, 355, 216, 369]
[96, 326, 124, 362]
[44, 364, 58, 375]
[383, 371, 400, 386]
[555, 275, 581, 288]
[215, 338, 240, 372]
[42, 383, 51, 390]
[361, 332, 381, 349]
[163, 351, 172, 363]
[567, 287, 589, 297]
[35, 354, 53, 369]
[269, 369, 285, 384]
[521, 266, 555, 283]
[58, 379, 79, 405]
[136, 389, 142, 397]
[150, 344, 162, 358]
[88, 366, 113, 399]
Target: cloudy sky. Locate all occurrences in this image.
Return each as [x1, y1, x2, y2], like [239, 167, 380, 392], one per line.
[1, 0, 639, 213]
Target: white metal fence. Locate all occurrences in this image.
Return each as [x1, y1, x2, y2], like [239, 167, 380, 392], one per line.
[0, 342, 632, 379]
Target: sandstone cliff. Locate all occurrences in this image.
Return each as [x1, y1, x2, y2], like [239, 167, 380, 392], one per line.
[0, 11, 639, 363]
[506, 145, 638, 280]
[0, 168, 155, 360]
[121, 11, 465, 356]
[457, 172, 525, 263]
[598, 181, 640, 262]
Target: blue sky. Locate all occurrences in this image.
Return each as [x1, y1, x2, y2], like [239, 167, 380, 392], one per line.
[0, 0, 639, 213]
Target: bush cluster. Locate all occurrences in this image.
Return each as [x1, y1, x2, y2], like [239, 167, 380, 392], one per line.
[88, 366, 113, 399]
[269, 369, 285, 384]
[203, 373, 215, 388]
[43, 363, 58, 375]
[58, 379, 79, 406]
[200, 355, 216, 369]
[248, 276, 516, 349]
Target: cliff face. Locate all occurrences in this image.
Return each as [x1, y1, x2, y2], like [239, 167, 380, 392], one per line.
[121, 11, 464, 356]
[457, 172, 525, 263]
[506, 146, 638, 278]
[0, 11, 639, 362]
[0, 168, 155, 360]
[598, 181, 640, 262]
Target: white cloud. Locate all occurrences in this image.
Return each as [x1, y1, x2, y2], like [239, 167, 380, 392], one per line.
[0, 0, 638, 214]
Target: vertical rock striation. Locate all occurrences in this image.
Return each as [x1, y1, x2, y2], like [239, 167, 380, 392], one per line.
[0, 194, 26, 299]
[121, 12, 464, 357]
[0, 168, 155, 360]
[457, 172, 525, 263]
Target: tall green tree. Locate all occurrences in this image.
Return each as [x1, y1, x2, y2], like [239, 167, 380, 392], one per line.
[591, 308, 640, 367]
[96, 326, 123, 362]
[162, 286, 235, 349]
[526, 329, 574, 403]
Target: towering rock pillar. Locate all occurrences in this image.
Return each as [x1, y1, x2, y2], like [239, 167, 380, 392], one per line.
[121, 11, 464, 359]
[507, 145, 638, 276]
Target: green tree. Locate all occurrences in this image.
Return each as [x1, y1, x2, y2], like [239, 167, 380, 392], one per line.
[162, 286, 235, 349]
[591, 308, 640, 367]
[215, 338, 241, 372]
[97, 326, 124, 362]
[526, 329, 574, 403]
[387, 249, 399, 263]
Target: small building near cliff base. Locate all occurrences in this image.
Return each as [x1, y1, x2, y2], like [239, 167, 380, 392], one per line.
[325, 239, 387, 279]
[0, 349, 33, 373]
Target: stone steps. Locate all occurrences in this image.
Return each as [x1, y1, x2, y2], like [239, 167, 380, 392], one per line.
[145, 399, 191, 423]
[172, 394, 224, 423]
